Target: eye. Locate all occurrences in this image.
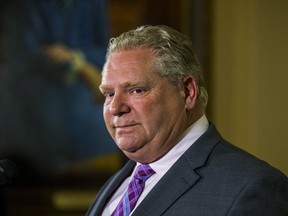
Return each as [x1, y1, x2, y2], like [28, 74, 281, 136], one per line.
[131, 88, 144, 94]
[103, 91, 115, 98]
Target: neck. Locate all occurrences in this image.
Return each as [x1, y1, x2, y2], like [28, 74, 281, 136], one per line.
[186, 103, 205, 130]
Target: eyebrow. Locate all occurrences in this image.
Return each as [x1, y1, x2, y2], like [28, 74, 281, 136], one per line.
[99, 80, 152, 91]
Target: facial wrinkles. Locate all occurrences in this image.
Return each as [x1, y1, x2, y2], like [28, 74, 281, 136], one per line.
[101, 48, 190, 162]
[112, 79, 152, 130]
[127, 98, 187, 163]
[102, 69, 151, 136]
[129, 83, 187, 162]
[153, 93, 187, 155]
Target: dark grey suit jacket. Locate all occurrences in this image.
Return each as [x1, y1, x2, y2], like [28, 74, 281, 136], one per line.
[86, 124, 288, 216]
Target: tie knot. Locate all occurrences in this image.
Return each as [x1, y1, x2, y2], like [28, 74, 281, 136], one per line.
[134, 164, 155, 181]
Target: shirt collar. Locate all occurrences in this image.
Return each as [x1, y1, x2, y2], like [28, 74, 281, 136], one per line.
[137, 115, 209, 175]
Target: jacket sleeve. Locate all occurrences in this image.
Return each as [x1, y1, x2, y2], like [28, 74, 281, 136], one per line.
[227, 170, 288, 215]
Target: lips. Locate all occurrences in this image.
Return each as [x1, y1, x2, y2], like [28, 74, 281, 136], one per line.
[115, 123, 137, 128]
[114, 123, 139, 134]
[114, 120, 138, 128]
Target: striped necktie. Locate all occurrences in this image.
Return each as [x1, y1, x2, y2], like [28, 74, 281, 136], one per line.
[111, 164, 155, 216]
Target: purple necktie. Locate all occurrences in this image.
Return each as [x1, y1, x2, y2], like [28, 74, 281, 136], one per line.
[111, 164, 155, 216]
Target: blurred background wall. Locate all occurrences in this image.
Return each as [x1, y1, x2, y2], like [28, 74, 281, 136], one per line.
[210, 0, 288, 176]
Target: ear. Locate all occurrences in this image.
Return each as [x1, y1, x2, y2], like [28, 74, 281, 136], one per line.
[183, 76, 198, 110]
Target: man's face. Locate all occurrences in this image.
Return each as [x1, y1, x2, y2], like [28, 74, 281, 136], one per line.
[100, 48, 189, 163]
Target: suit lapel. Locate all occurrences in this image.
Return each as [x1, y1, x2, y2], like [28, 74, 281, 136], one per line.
[132, 124, 222, 216]
[86, 160, 136, 216]
[88, 124, 222, 216]
[133, 157, 201, 216]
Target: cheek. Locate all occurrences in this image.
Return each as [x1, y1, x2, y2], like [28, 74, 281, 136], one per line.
[103, 107, 109, 123]
[146, 99, 184, 131]
[139, 103, 168, 133]
[103, 107, 114, 132]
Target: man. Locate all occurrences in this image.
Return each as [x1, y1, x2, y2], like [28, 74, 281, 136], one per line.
[86, 25, 288, 216]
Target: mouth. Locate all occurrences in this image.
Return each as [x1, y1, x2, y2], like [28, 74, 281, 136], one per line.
[114, 123, 139, 133]
[115, 124, 137, 129]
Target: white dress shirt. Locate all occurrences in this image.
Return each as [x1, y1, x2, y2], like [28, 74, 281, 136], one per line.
[102, 115, 209, 216]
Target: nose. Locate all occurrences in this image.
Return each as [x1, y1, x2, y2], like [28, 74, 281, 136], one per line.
[109, 93, 131, 116]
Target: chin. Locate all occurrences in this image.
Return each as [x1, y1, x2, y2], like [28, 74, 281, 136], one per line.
[123, 151, 155, 164]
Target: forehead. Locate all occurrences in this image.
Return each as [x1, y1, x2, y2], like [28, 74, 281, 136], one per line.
[101, 48, 157, 84]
